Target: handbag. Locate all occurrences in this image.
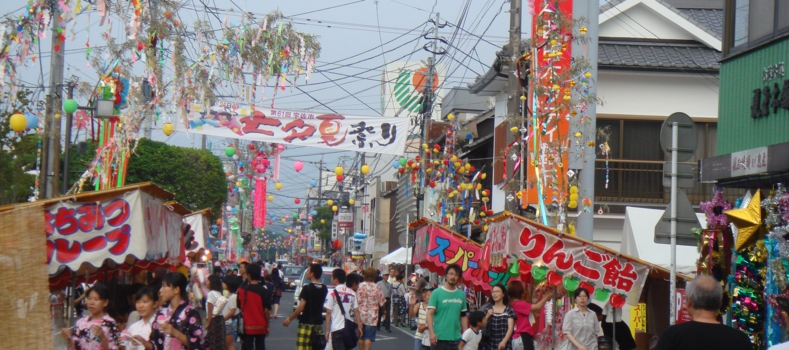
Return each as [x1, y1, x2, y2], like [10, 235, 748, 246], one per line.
[311, 325, 326, 349]
[210, 291, 228, 316]
[334, 289, 359, 349]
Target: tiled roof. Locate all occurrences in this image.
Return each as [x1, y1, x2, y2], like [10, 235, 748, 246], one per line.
[600, 0, 723, 42]
[599, 40, 721, 71]
[678, 8, 724, 39]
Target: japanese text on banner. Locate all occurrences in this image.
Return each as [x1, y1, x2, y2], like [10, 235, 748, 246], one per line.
[186, 103, 409, 155]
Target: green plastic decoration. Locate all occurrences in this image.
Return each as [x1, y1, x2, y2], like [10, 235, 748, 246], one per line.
[531, 265, 548, 281]
[562, 276, 580, 292]
[593, 288, 611, 302]
[225, 147, 236, 157]
[507, 261, 520, 277]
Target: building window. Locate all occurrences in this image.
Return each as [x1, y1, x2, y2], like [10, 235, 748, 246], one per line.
[727, 0, 789, 56]
[734, 0, 749, 46]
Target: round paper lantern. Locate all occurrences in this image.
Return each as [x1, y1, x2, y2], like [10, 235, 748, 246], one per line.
[311, 210, 317, 216]
[294, 161, 304, 172]
[391, 161, 400, 169]
[9, 113, 26, 132]
[292, 213, 298, 218]
[332, 205, 338, 212]
[25, 114, 39, 129]
[294, 198, 301, 204]
[399, 157, 407, 167]
[308, 216, 313, 221]
[162, 122, 175, 136]
[348, 199, 355, 206]
[332, 239, 342, 250]
[336, 175, 344, 182]
[63, 99, 79, 114]
[225, 147, 236, 157]
[335, 166, 344, 176]
[361, 164, 370, 175]
[327, 199, 334, 206]
[310, 179, 318, 187]
[321, 219, 326, 224]
[275, 182, 283, 190]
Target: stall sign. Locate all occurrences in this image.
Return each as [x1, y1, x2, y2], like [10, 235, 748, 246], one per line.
[187, 103, 409, 155]
[413, 224, 484, 290]
[630, 303, 647, 337]
[45, 190, 170, 274]
[507, 218, 649, 306]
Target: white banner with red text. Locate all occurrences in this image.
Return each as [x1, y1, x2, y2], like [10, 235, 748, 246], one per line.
[186, 102, 409, 155]
[45, 190, 183, 275]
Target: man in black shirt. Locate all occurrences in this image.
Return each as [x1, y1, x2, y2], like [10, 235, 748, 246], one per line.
[284, 264, 328, 350]
[655, 275, 751, 350]
[588, 303, 636, 350]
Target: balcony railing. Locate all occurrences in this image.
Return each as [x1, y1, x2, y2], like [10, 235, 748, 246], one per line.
[594, 159, 743, 204]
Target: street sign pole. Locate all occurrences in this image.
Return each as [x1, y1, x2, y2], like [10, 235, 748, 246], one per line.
[669, 121, 678, 326]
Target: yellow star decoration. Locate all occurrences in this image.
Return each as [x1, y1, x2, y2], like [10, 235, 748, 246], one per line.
[725, 190, 764, 251]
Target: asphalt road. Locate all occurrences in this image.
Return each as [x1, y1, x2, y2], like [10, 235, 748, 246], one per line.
[266, 291, 418, 350]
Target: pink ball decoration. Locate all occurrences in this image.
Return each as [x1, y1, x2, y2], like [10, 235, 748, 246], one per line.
[294, 161, 304, 172]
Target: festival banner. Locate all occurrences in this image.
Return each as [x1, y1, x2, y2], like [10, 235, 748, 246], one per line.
[506, 217, 649, 306]
[45, 190, 183, 275]
[186, 102, 409, 155]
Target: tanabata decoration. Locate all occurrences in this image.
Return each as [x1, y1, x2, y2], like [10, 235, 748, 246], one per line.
[726, 190, 764, 251]
[731, 240, 768, 348]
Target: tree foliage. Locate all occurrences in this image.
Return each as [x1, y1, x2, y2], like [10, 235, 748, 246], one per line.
[0, 89, 42, 205]
[124, 138, 228, 218]
[309, 205, 334, 244]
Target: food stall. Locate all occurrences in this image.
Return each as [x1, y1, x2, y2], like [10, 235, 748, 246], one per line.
[410, 212, 690, 350]
[0, 182, 186, 349]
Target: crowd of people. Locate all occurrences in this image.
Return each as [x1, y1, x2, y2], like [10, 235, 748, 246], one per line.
[56, 261, 286, 350]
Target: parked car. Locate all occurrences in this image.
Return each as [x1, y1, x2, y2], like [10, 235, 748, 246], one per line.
[293, 266, 338, 316]
[283, 265, 306, 290]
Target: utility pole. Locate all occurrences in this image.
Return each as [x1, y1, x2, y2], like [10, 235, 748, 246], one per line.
[574, 0, 599, 241]
[507, 0, 522, 212]
[41, 2, 65, 198]
[417, 12, 439, 220]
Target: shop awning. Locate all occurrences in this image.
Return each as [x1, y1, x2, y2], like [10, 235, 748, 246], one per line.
[380, 247, 413, 265]
[621, 207, 705, 276]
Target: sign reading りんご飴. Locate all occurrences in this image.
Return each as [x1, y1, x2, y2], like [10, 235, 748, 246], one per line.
[412, 216, 649, 305]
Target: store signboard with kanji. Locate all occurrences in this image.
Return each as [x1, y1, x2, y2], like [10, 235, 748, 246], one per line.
[337, 211, 353, 229]
[506, 218, 649, 306]
[187, 102, 409, 155]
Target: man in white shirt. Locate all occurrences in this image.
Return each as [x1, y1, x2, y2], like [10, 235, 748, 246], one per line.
[325, 269, 363, 350]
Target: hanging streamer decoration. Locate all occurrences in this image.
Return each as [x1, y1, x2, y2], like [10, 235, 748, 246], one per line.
[253, 177, 267, 229]
[731, 240, 767, 348]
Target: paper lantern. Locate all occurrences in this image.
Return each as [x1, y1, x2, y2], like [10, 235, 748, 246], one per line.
[399, 157, 407, 167]
[275, 182, 283, 190]
[63, 99, 79, 114]
[162, 122, 175, 136]
[327, 199, 334, 206]
[310, 179, 318, 187]
[225, 147, 236, 157]
[321, 219, 326, 224]
[335, 166, 344, 176]
[348, 199, 355, 206]
[336, 175, 344, 182]
[332, 239, 343, 250]
[391, 161, 400, 169]
[361, 164, 370, 174]
[9, 113, 26, 132]
[332, 206, 338, 212]
[294, 161, 304, 172]
[294, 198, 301, 204]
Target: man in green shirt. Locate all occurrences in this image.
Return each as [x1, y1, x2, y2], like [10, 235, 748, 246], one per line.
[427, 264, 469, 350]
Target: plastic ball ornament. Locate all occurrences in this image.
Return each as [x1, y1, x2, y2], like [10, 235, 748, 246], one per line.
[348, 199, 355, 206]
[332, 206, 338, 212]
[9, 113, 26, 132]
[361, 164, 370, 174]
[62, 99, 79, 114]
[275, 182, 283, 190]
[335, 166, 344, 176]
[224, 147, 236, 157]
[162, 122, 175, 136]
[327, 199, 334, 206]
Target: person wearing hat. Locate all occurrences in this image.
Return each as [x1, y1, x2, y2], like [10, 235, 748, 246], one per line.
[410, 284, 434, 350]
[377, 271, 393, 332]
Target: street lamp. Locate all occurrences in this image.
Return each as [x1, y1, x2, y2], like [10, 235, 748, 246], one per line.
[95, 98, 115, 119]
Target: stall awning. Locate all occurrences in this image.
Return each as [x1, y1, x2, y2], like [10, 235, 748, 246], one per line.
[621, 207, 704, 276]
[380, 247, 413, 265]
